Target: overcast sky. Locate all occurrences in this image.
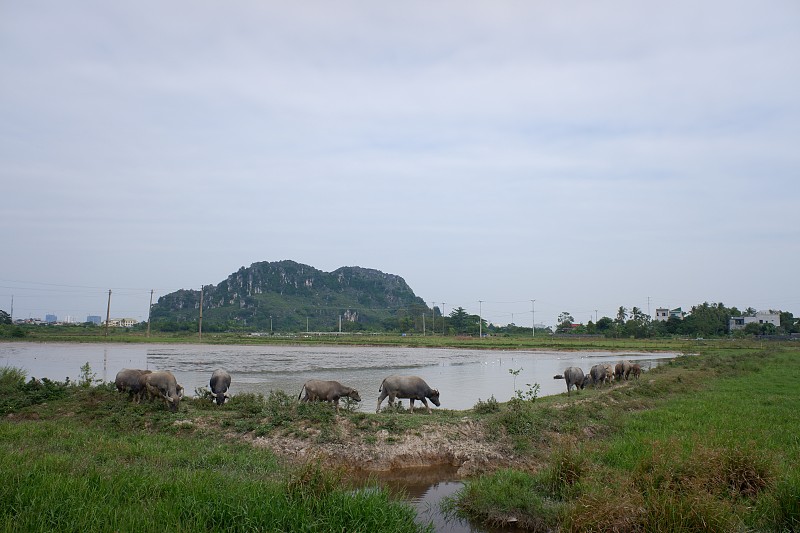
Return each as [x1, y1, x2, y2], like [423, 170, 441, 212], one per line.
[2, 1, 798, 328]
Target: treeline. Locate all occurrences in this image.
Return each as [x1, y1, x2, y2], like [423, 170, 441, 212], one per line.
[3, 302, 797, 339]
[547, 302, 799, 339]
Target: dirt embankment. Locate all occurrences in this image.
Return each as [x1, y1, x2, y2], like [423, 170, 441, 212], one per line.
[248, 415, 532, 477]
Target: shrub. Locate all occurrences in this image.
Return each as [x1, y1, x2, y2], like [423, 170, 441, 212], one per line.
[473, 395, 500, 414]
[0, 367, 71, 415]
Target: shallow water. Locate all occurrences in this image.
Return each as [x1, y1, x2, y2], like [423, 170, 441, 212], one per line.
[363, 465, 528, 533]
[0, 342, 676, 411]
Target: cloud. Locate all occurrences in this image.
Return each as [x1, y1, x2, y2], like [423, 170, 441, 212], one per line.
[1, 1, 798, 321]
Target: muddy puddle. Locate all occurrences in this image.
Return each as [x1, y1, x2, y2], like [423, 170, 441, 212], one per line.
[357, 465, 527, 533]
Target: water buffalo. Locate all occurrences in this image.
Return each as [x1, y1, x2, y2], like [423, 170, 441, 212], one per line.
[114, 368, 152, 403]
[144, 371, 184, 412]
[630, 363, 642, 379]
[589, 364, 607, 387]
[377, 375, 440, 414]
[614, 360, 632, 381]
[209, 369, 232, 406]
[554, 367, 590, 396]
[298, 379, 361, 413]
[603, 363, 615, 384]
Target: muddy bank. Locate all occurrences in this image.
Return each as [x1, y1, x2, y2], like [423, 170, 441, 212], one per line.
[248, 415, 533, 477]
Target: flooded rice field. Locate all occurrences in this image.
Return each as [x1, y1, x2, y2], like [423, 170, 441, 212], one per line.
[0, 343, 677, 411]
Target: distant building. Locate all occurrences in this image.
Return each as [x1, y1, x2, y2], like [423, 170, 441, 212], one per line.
[653, 307, 685, 321]
[729, 310, 781, 331]
[105, 317, 139, 328]
[45, 314, 57, 323]
[87, 315, 102, 325]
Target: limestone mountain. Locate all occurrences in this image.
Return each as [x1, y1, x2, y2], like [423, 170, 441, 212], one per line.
[149, 260, 429, 332]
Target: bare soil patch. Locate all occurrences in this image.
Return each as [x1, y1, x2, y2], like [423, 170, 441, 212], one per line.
[248, 415, 534, 477]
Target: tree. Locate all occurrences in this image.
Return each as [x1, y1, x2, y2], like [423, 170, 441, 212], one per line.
[624, 306, 652, 338]
[596, 316, 614, 334]
[449, 307, 470, 334]
[0, 310, 10, 325]
[682, 302, 731, 337]
[780, 312, 798, 334]
[556, 312, 574, 333]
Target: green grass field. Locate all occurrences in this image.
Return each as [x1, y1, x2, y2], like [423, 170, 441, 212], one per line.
[0, 374, 429, 533]
[451, 346, 800, 531]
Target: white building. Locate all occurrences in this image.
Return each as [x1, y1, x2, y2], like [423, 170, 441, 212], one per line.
[729, 311, 781, 330]
[105, 317, 139, 328]
[653, 307, 685, 321]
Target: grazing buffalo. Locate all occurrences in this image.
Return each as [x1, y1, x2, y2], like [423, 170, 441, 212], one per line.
[554, 367, 590, 396]
[630, 363, 642, 379]
[603, 363, 615, 384]
[589, 364, 607, 387]
[115, 368, 152, 403]
[298, 379, 361, 413]
[377, 375, 440, 414]
[144, 371, 184, 412]
[209, 369, 232, 406]
[614, 360, 633, 381]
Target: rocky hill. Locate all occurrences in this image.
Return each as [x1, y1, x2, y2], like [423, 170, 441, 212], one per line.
[149, 260, 428, 332]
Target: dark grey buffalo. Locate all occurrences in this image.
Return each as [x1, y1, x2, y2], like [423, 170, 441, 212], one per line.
[589, 364, 607, 387]
[115, 368, 152, 403]
[209, 369, 232, 406]
[298, 379, 361, 413]
[630, 363, 642, 379]
[614, 360, 632, 381]
[554, 367, 590, 396]
[144, 371, 184, 412]
[376, 375, 440, 414]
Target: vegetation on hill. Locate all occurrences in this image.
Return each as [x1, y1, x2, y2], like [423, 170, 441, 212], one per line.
[149, 260, 428, 333]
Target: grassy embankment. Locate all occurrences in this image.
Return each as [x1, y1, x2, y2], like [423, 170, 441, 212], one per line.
[0, 372, 430, 533]
[449, 344, 800, 531]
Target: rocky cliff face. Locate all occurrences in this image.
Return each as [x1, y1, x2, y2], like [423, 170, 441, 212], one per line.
[150, 260, 427, 331]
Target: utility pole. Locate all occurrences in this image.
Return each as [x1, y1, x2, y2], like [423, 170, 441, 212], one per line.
[422, 313, 426, 336]
[441, 302, 446, 335]
[307, 316, 309, 333]
[595, 309, 598, 323]
[9, 295, 13, 322]
[104, 289, 112, 337]
[431, 302, 436, 336]
[479, 300, 483, 338]
[531, 299, 535, 338]
[198, 287, 204, 341]
[146, 289, 154, 338]
[270, 315, 273, 334]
